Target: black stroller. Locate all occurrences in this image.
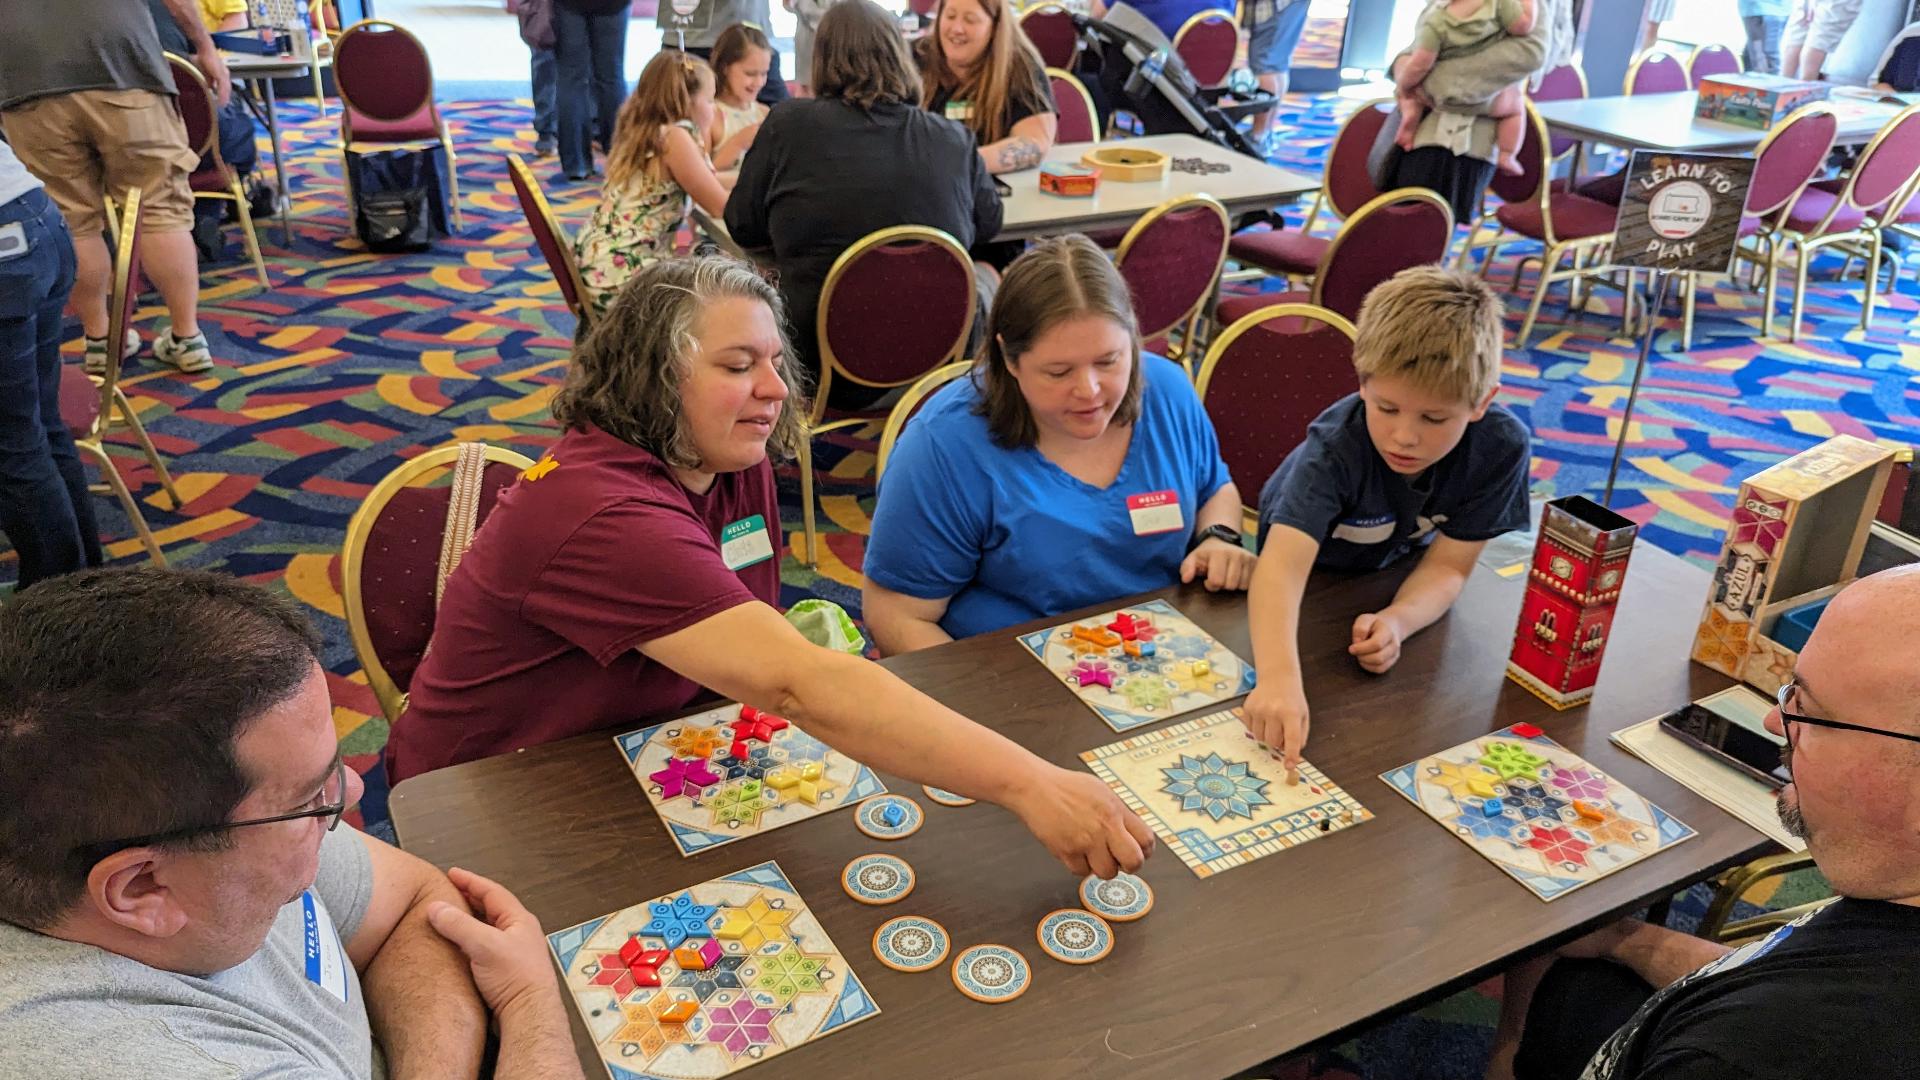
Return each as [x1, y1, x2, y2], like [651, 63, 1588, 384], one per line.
[1072, 3, 1271, 159]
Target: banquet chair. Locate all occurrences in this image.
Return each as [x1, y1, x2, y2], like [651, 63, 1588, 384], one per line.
[1576, 50, 1692, 206]
[59, 188, 181, 567]
[334, 19, 464, 231]
[1194, 303, 1357, 529]
[875, 362, 973, 480]
[801, 225, 977, 565]
[1219, 187, 1453, 326]
[1114, 194, 1231, 371]
[1226, 99, 1390, 287]
[1048, 67, 1100, 144]
[1020, 4, 1081, 70]
[1687, 43, 1742, 89]
[165, 52, 269, 288]
[341, 442, 536, 724]
[507, 153, 594, 331]
[1171, 8, 1238, 89]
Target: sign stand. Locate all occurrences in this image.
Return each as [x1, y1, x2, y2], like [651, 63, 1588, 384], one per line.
[1601, 151, 1756, 508]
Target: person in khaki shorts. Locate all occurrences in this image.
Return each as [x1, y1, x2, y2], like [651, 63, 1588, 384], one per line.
[0, 0, 233, 375]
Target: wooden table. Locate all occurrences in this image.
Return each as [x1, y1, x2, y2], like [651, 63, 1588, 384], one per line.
[390, 544, 1774, 1080]
[1534, 90, 1901, 154]
[997, 133, 1318, 241]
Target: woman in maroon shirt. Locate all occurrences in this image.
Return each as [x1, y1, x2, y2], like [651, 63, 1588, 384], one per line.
[391, 256, 1154, 880]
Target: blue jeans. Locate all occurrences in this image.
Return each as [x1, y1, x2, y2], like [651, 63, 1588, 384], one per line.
[531, 45, 558, 142]
[554, 6, 629, 177]
[1744, 14, 1785, 74]
[0, 188, 101, 590]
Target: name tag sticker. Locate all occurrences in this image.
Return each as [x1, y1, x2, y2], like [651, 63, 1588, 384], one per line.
[301, 891, 350, 1003]
[721, 514, 775, 570]
[945, 99, 974, 123]
[1126, 490, 1185, 536]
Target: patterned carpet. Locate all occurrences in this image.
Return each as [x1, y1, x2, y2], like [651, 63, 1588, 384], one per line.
[1, 89, 1887, 1079]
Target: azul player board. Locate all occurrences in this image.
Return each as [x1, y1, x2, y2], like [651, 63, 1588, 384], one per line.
[619, 703, 886, 857]
[1018, 598, 1257, 732]
[1081, 708, 1372, 877]
[548, 860, 880, 1080]
[1381, 723, 1696, 902]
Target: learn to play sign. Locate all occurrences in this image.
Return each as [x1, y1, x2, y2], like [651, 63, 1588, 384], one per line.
[1610, 151, 1756, 274]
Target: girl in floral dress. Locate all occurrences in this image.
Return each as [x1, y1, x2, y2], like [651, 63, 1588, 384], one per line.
[574, 51, 733, 314]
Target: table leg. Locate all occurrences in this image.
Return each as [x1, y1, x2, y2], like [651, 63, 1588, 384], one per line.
[258, 76, 293, 246]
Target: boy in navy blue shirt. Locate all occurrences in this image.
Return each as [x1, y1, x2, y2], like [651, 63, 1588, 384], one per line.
[1243, 267, 1531, 766]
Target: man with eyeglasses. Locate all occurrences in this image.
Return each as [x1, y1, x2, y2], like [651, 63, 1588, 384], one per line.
[1484, 564, 1920, 1080]
[0, 568, 585, 1079]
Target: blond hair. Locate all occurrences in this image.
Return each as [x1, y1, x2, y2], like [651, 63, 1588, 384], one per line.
[606, 50, 712, 189]
[1352, 266, 1504, 407]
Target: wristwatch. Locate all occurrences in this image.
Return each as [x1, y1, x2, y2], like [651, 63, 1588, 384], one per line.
[1187, 524, 1242, 553]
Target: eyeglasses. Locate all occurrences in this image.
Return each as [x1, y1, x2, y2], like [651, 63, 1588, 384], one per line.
[74, 757, 351, 861]
[1776, 678, 1920, 749]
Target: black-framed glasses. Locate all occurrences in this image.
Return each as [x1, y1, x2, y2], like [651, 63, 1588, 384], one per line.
[74, 757, 350, 861]
[1777, 678, 1920, 749]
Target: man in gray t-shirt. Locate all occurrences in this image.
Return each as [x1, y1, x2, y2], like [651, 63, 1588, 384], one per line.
[0, 568, 587, 1080]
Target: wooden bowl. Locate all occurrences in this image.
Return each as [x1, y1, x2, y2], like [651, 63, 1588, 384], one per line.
[1081, 146, 1168, 182]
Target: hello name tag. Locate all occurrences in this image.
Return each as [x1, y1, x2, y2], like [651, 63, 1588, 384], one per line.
[721, 514, 775, 570]
[945, 99, 974, 123]
[1126, 490, 1185, 535]
[301, 891, 351, 1003]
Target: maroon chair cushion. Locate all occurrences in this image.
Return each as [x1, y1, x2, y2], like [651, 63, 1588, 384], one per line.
[1327, 103, 1390, 219]
[510, 162, 583, 315]
[1203, 317, 1355, 503]
[336, 26, 434, 123]
[1118, 204, 1228, 340]
[1495, 192, 1619, 240]
[823, 241, 972, 386]
[1175, 15, 1237, 89]
[348, 102, 441, 142]
[1688, 46, 1741, 88]
[1021, 8, 1079, 70]
[1228, 227, 1329, 277]
[1748, 111, 1838, 216]
[1845, 110, 1920, 216]
[166, 59, 217, 156]
[1215, 288, 1310, 324]
[1784, 185, 1867, 234]
[1574, 170, 1626, 206]
[1532, 64, 1584, 102]
[1316, 198, 1453, 321]
[360, 461, 521, 694]
[188, 162, 234, 193]
[59, 364, 102, 439]
[1629, 53, 1689, 94]
[1050, 74, 1097, 143]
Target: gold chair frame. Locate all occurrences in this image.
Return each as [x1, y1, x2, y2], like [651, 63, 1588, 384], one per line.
[507, 152, 594, 330]
[1170, 7, 1239, 89]
[1194, 301, 1356, 529]
[1116, 192, 1231, 371]
[1044, 66, 1101, 145]
[78, 187, 182, 567]
[335, 19, 464, 232]
[875, 362, 973, 482]
[164, 52, 269, 288]
[340, 442, 536, 724]
[800, 225, 977, 566]
[1697, 851, 1829, 945]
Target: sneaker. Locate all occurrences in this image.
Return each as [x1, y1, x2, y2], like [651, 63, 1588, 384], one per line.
[152, 327, 214, 374]
[81, 327, 141, 376]
[534, 136, 557, 158]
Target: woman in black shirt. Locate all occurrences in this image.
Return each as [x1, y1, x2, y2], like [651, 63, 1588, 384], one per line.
[914, 0, 1058, 175]
[724, 0, 1002, 388]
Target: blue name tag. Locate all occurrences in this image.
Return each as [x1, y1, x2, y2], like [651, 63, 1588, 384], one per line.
[302, 891, 351, 1003]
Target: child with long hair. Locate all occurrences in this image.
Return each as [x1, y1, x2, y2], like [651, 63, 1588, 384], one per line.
[574, 50, 733, 313]
[707, 23, 773, 170]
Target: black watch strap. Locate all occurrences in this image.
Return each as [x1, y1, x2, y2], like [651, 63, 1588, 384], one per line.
[1187, 523, 1241, 553]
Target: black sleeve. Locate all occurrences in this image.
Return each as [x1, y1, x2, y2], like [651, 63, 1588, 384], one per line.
[1625, 1048, 1764, 1080]
[966, 142, 1004, 245]
[725, 111, 779, 249]
[1009, 52, 1057, 126]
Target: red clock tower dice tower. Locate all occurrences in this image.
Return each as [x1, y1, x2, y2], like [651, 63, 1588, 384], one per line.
[1507, 496, 1639, 710]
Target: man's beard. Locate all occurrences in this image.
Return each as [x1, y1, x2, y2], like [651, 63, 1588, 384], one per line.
[1776, 788, 1809, 839]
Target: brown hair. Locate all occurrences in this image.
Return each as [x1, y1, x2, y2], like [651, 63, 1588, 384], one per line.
[710, 22, 773, 97]
[917, 0, 1046, 144]
[552, 256, 813, 469]
[974, 234, 1142, 448]
[813, 0, 922, 110]
[606, 49, 712, 189]
[1351, 266, 1504, 407]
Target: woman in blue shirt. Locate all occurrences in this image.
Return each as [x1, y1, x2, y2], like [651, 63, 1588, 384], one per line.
[862, 234, 1256, 653]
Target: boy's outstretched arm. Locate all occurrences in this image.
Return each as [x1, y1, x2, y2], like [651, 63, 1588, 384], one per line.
[1349, 534, 1484, 674]
[1243, 526, 1320, 767]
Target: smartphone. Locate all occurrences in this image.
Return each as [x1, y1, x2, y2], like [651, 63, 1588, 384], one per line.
[993, 177, 1012, 198]
[1658, 689, 1790, 789]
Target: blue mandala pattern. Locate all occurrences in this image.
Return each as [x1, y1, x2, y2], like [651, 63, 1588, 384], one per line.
[1160, 752, 1273, 822]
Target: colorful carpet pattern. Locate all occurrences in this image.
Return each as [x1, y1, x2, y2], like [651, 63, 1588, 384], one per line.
[0, 89, 1882, 1078]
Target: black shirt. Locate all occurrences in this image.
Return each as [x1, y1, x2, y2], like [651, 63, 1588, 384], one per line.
[916, 42, 1056, 146]
[724, 98, 1002, 377]
[1580, 899, 1920, 1079]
